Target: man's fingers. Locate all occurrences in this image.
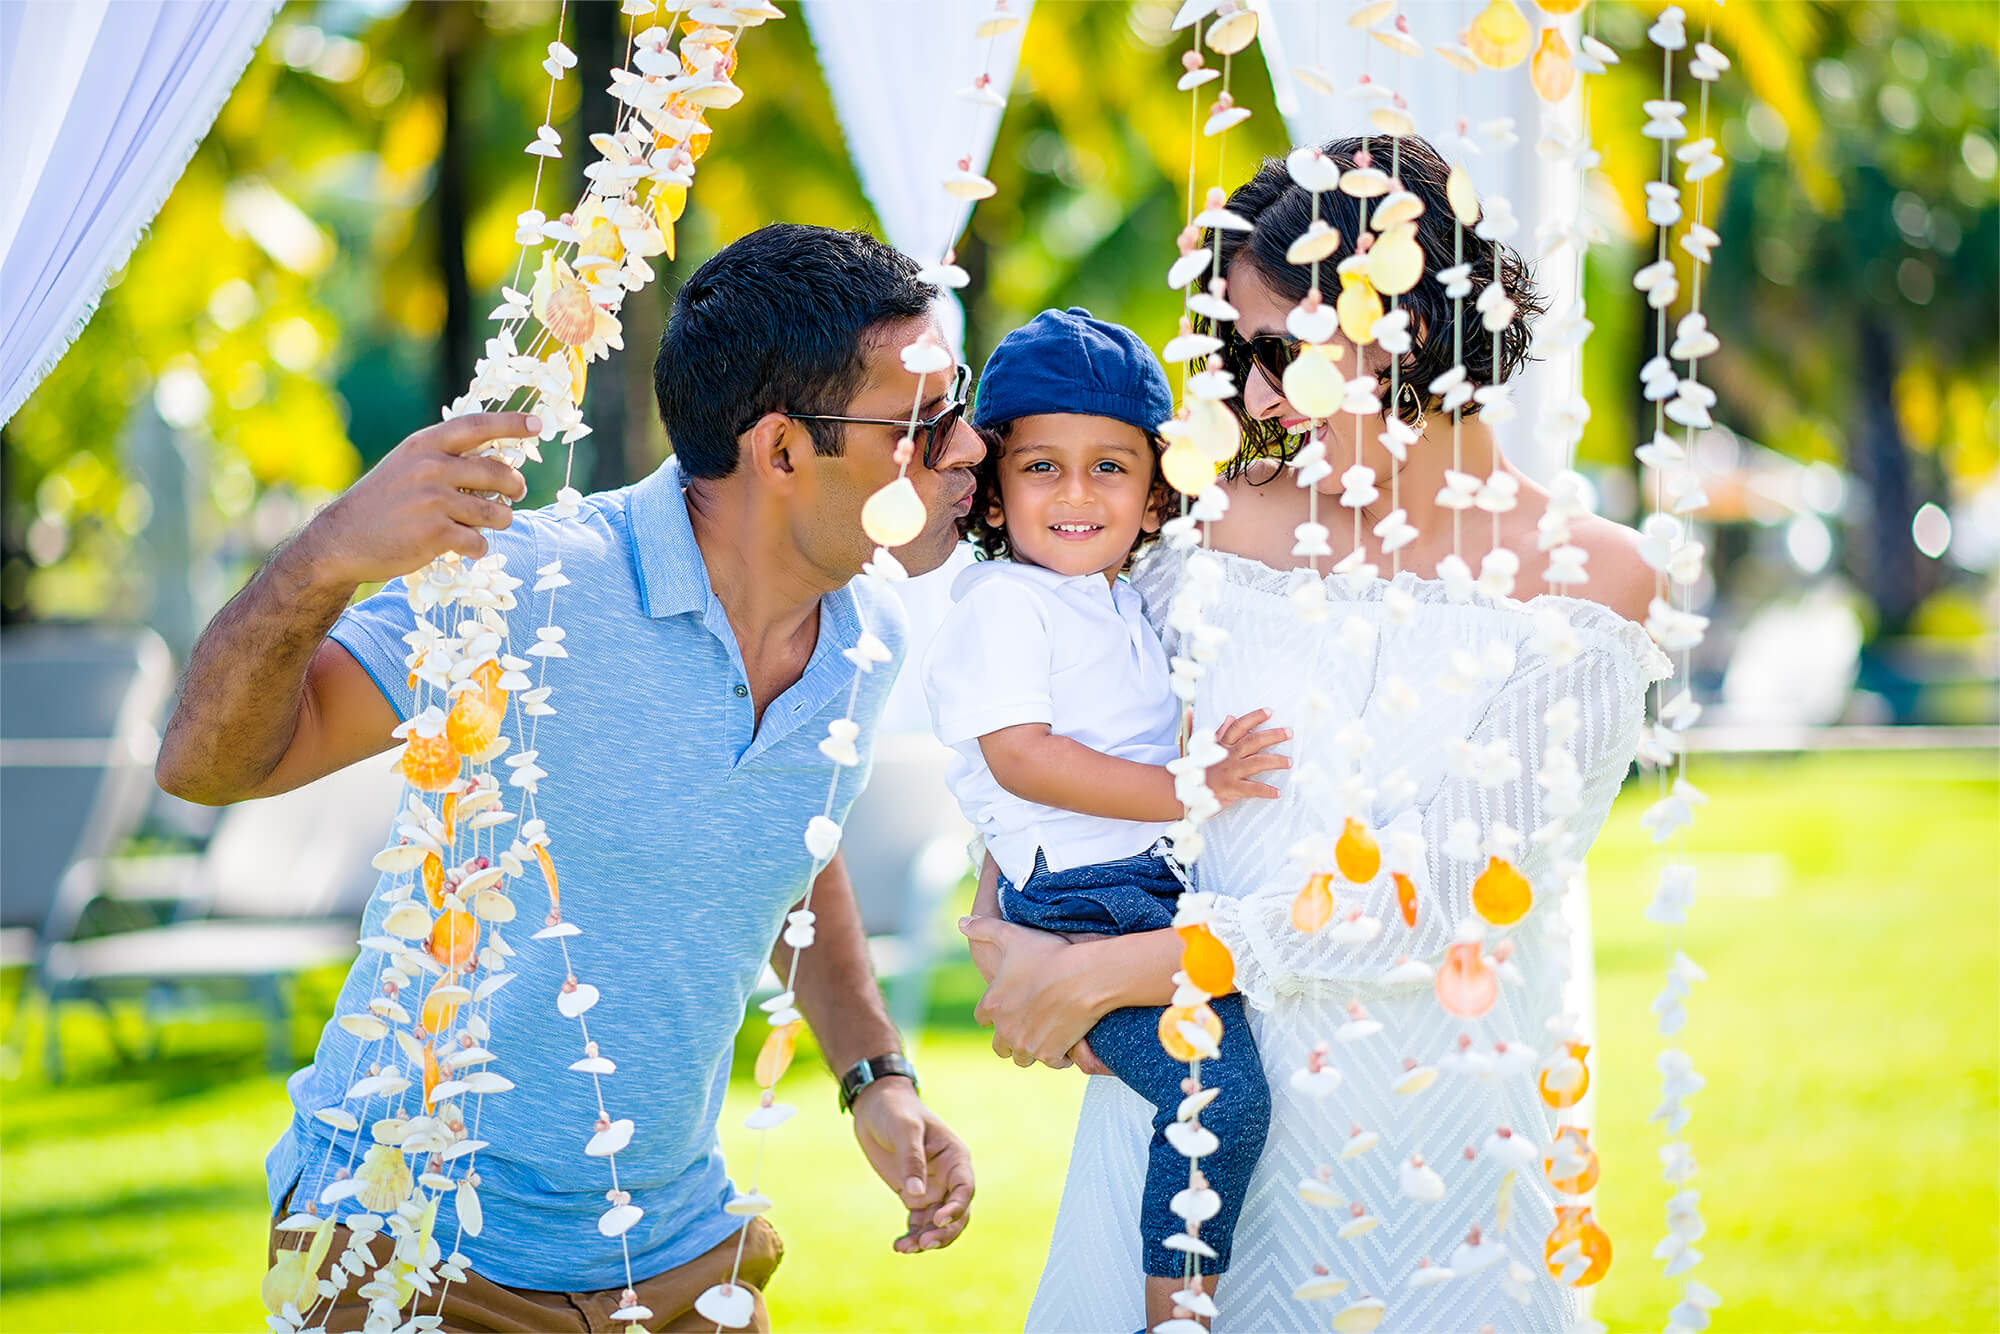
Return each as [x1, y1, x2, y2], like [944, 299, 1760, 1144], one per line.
[438, 522, 489, 562]
[423, 412, 541, 456]
[441, 455, 529, 501]
[441, 491, 517, 533]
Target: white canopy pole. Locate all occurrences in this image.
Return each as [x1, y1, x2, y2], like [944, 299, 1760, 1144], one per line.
[0, 0, 281, 426]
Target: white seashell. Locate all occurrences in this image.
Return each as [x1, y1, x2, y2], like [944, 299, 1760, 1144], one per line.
[695, 1282, 755, 1328]
[456, 1179, 483, 1237]
[1176, 1086, 1219, 1121]
[460, 1071, 514, 1095]
[1286, 221, 1343, 267]
[473, 972, 515, 1002]
[1205, 8, 1258, 54]
[1186, 291, 1240, 322]
[339, 1013, 389, 1041]
[1294, 65, 1336, 95]
[744, 1102, 796, 1130]
[1339, 166, 1391, 198]
[430, 1078, 469, 1102]
[440, 1137, 486, 1162]
[1293, 1275, 1350, 1301]
[1204, 104, 1253, 136]
[1341, 1128, 1381, 1160]
[1177, 67, 1221, 91]
[1162, 1232, 1219, 1258]
[1165, 1121, 1220, 1158]
[372, 844, 428, 873]
[570, 1055, 617, 1075]
[803, 816, 842, 861]
[557, 983, 601, 1018]
[442, 1045, 494, 1070]
[458, 865, 505, 897]
[599, 1202, 645, 1238]
[533, 922, 581, 940]
[1332, 1298, 1387, 1333]
[471, 889, 515, 922]
[585, 1117, 635, 1157]
[724, 1191, 773, 1216]
[1167, 249, 1214, 290]
[1170, 1186, 1221, 1223]
[314, 1107, 360, 1133]
[1337, 1212, 1380, 1240]
[383, 903, 433, 940]
[610, 1305, 654, 1323]
[1399, 1156, 1446, 1202]
[943, 170, 997, 201]
[1297, 1176, 1346, 1209]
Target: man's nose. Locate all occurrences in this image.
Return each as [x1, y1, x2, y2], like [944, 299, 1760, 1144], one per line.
[1241, 363, 1287, 421]
[936, 415, 984, 471]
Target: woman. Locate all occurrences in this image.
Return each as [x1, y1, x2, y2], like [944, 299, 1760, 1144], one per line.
[962, 136, 1670, 1332]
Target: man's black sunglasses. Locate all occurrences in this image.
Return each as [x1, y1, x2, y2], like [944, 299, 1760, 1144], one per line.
[786, 362, 973, 469]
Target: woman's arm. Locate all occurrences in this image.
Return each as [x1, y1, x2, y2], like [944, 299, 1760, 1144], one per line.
[959, 917, 1197, 1068]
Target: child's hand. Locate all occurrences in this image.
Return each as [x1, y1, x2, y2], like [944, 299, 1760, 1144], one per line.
[1205, 709, 1290, 807]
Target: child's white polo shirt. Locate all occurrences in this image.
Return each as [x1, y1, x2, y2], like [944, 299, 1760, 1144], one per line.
[921, 558, 1179, 887]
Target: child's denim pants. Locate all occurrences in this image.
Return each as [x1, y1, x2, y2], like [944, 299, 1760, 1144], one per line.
[997, 843, 1270, 1277]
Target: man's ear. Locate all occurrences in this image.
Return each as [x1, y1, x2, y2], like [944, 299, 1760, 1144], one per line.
[739, 412, 798, 491]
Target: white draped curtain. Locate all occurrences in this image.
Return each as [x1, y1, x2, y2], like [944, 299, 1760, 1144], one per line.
[801, 0, 1033, 736]
[0, 0, 280, 426]
[1254, 0, 1581, 481]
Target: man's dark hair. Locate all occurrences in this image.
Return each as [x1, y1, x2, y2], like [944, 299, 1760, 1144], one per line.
[654, 223, 935, 479]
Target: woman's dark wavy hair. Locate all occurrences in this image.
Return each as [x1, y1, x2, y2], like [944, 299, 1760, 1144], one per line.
[960, 422, 1175, 568]
[1199, 134, 1545, 465]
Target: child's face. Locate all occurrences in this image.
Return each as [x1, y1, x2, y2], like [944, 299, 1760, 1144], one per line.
[989, 413, 1161, 581]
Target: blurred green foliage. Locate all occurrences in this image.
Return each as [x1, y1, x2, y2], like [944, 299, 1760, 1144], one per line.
[3, 1, 1994, 637]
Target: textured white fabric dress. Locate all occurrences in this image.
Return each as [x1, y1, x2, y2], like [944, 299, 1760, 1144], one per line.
[1024, 546, 1670, 1334]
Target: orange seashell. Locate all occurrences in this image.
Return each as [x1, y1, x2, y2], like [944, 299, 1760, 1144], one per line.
[1544, 1126, 1600, 1195]
[440, 791, 458, 849]
[1394, 871, 1418, 928]
[1467, 0, 1533, 68]
[445, 690, 502, 757]
[1435, 941, 1498, 1017]
[1177, 923, 1236, 995]
[397, 730, 459, 792]
[1292, 873, 1335, 933]
[1539, 1041, 1591, 1108]
[1335, 817, 1381, 882]
[1532, 27, 1576, 102]
[1473, 856, 1532, 925]
[421, 852, 445, 910]
[421, 977, 461, 1034]
[473, 658, 506, 704]
[1158, 1003, 1223, 1063]
[423, 1045, 441, 1113]
[429, 909, 478, 971]
[1544, 1205, 1612, 1286]
[755, 1020, 803, 1088]
[533, 256, 599, 349]
[533, 843, 560, 914]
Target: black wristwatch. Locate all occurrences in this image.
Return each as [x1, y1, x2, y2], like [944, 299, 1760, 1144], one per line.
[837, 1053, 919, 1114]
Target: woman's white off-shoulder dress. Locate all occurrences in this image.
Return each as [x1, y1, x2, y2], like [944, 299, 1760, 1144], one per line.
[1024, 546, 1670, 1334]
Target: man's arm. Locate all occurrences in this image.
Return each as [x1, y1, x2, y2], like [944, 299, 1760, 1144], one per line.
[155, 412, 536, 805]
[775, 851, 975, 1252]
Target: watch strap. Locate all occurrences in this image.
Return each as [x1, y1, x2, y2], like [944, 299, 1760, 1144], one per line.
[837, 1052, 918, 1113]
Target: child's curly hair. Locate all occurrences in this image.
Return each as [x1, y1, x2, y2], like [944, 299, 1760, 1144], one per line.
[960, 420, 1179, 569]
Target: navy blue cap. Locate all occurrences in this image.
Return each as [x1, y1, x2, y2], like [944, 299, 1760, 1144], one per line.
[972, 307, 1173, 437]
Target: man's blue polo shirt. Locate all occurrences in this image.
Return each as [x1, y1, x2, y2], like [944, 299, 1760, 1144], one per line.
[265, 458, 906, 1290]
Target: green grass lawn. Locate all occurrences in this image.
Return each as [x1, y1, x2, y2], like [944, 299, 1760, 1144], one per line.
[2, 750, 1993, 1333]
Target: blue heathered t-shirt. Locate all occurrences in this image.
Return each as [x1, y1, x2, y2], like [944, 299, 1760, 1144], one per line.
[264, 458, 906, 1290]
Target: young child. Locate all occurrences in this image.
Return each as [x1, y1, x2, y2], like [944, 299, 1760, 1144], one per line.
[923, 307, 1288, 1328]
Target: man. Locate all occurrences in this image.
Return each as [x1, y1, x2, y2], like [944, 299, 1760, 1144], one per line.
[156, 223, 984, 1332]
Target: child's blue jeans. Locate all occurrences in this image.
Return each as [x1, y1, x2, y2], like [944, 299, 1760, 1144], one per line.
[997, 844, 1269, 1277]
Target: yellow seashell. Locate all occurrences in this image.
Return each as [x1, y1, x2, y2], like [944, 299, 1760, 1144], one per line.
[1291, 873, 1335, 933]
[1366, 224, 1426, 296]
[575, 201, 625, 266]
[1162, 438, 1219, 496]
[1447, 162, 1482, 227]
[1158, 1002, 1223, 1062]
[1187, 395, 1242, 464]
[1538, 0, 1586, 13]
[1335, 817, 1381, 882]
[860, 476, 927, 547]
[532, 254, 599, 349]
[1281, 342, 1345, 419]
[1473, 855, 1532, 925]
[1466, 0, 1533, 68]
[567, 346, 588, 402]
[421, 978, 462, 1033]
[1532, 27, 1577, 102]
[756, 1020, 803, 1088]
[655, 181, 689, 223]
[1336, 272, 1383, 346]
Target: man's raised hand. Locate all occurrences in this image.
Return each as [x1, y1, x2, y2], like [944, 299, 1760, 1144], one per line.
[299, 412, 538, 587]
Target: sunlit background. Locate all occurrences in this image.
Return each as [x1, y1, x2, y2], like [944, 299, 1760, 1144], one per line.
[1, 3, 1994, 1332]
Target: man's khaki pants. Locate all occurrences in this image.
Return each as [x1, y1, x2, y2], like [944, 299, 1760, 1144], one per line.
[264, 1215, 784, 1333]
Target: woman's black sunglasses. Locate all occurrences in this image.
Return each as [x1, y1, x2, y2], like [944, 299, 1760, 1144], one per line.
[786, 362, 973, 469]
[1226, 331, 1303, 384]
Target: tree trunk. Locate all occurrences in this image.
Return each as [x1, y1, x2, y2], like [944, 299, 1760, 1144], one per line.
[435, 10, 474, 406]
[1848, 314, 1928, 639]
[577, 0, 631, 493]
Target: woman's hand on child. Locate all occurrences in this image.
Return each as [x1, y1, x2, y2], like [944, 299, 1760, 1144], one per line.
[1205, 709, 1291, 806]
